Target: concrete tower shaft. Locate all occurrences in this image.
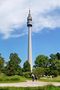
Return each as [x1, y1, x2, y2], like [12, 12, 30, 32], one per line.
[27, 10, 32, 72]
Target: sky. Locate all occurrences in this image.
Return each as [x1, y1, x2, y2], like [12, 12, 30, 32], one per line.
[0, 0, 60, 66]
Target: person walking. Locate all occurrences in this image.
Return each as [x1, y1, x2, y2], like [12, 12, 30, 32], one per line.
[35, 74, 38, 81]
[31, 73, 35, 81]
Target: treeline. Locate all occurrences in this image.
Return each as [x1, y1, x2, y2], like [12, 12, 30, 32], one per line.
[0, 52, 60, 78]
[33, 52, 60, 78]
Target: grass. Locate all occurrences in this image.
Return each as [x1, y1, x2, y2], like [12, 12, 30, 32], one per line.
[40, 76, 60, 82]
[0, 74, 27, 83]
[0, 85, 59, 90]
[0, 73, 60, 83]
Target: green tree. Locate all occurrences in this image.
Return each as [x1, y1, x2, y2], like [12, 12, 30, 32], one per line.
[56, 52, 60, 60]
[33, 67, 45, 78]
[0, 54, 4, 73]
[5, 53, 21, 76]
[34, 54, 60, 77]
[50, 54, 57, 60]
[53, 60, 60, 75]
[23, 61, 30, 72]
[35, 55, 49, 68]
[48, 53, 60, 76]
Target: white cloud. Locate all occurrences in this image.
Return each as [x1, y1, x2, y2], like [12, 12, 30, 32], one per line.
[0, 0, 60, 39]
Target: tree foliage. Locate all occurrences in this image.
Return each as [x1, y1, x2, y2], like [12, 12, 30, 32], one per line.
[5, 53, 22, 76]
[0, 52, 60, 77]
[0, 54, 4, 73]
[35, 55, 48, 68]
[23, 60, 30, 72]
[33, 67, 45, 78]
[34, 53, 60, 77]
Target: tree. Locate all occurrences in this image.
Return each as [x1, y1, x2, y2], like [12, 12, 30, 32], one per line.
[56, 52, 60, 60]
[50, 53, 60, 61]
[35, 55, 49, 68]
[5, 53, 22, 76]
[23, 60, 30, 72]
[48, 53, 60, 76]
[33, 67, 45, 78]
[0, 54, 4, 73]
[34, 54, 60, 77]
[50, 54, 57, 60]
[54, 60, 60, 75]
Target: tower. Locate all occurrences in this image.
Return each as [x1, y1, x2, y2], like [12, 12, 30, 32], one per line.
[27, 10, 32, 72]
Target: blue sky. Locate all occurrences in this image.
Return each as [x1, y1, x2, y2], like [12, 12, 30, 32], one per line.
[0, 0, 60, 66]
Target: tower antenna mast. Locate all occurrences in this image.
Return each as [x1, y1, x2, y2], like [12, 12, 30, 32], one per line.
[27, 9, 32, 72]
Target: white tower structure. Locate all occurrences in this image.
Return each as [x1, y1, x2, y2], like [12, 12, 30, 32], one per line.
[27, 10, 32, 72]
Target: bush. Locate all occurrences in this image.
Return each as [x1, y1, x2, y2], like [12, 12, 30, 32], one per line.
[33, 67, 45, 79]
[0, 75, 26, 82]
[23, 72, 31, 78]
[51, 70, 59, 77]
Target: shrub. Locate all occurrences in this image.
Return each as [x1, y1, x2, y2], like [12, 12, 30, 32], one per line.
[23, 72, 31, 78]
[33, 67, 45, 79]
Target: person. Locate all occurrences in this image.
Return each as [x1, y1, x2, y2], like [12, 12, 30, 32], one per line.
[35, 74, 38, 81]
[31, 73, 35, 81]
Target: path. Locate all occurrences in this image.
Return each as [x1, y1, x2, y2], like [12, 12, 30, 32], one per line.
[0, 81, 60, 87]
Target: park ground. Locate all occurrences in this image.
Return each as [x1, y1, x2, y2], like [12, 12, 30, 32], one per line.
[0, 74, 60, 83]
[0, 80, 60, 87]
[0, 75, 60, 90]
[0, 75, 60, 87]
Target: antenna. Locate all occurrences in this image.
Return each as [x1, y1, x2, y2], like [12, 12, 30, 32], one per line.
[28, 0, 32, 14]
[29, 9, 30, 14]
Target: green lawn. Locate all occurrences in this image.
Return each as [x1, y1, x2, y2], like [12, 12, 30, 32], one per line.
[0, 74, 27, 83]
[0, 73, 60, 83]
[0, 85, 60, 90]
[40, 76, 60, 82]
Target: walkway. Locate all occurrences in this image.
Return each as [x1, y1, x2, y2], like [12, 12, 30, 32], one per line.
[0, 81, 60, 87]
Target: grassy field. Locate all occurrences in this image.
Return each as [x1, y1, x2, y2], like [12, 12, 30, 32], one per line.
[0, 86, 59, 90]
[40, 76, 60, 82]
[0, 73, 60, 83]
[0, 74, 26, 83]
